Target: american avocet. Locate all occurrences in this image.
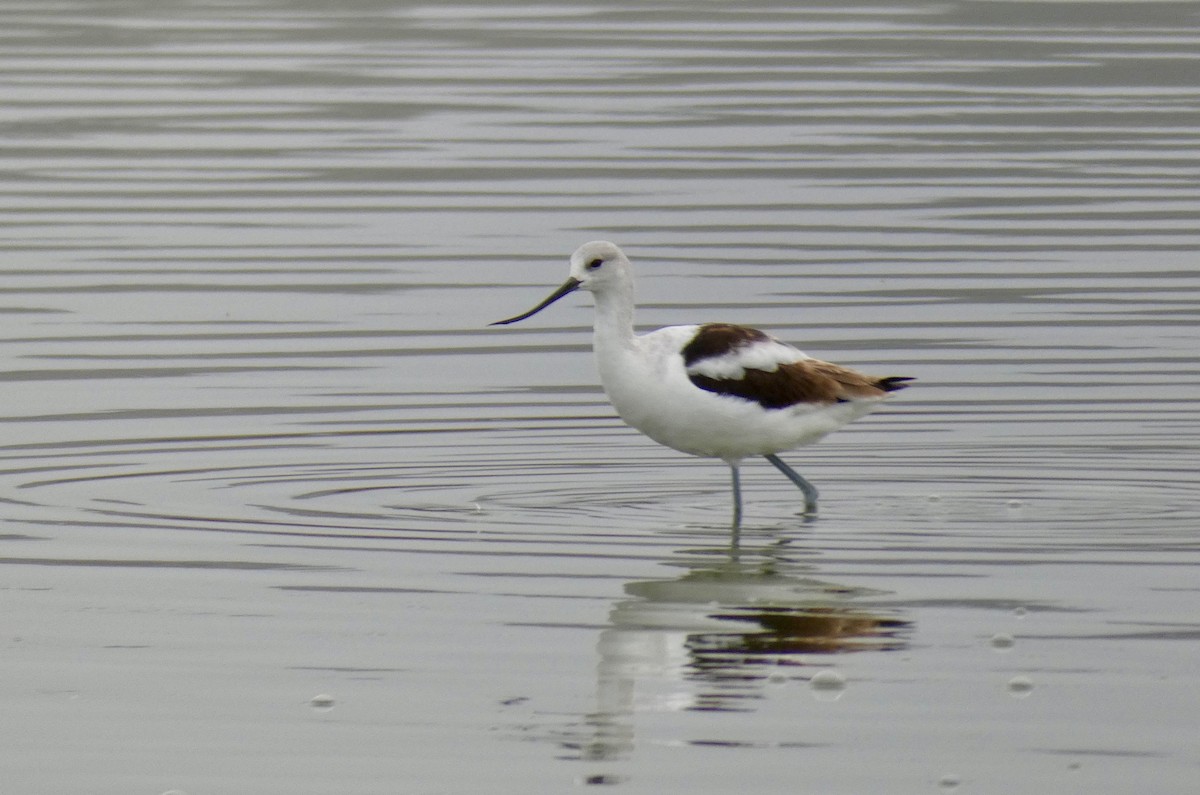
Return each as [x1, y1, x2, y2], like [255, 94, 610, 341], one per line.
[491, 241, 913, 525]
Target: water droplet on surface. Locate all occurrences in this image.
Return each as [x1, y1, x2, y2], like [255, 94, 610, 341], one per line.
[810, 668, 845, 689]
[1012, 606, 1028, 619]
[937, 773, 961, 791]
[809, 668, 846, 701]
[1006, 675, 1034, 698]
[309, 693, 335, 712]
[989, 632, 1015, 650]
[1006, 499, 1023, 509]
[766, 671, 789, 686]
[927, 494, 942, 503]
[161, 790, 189, 795]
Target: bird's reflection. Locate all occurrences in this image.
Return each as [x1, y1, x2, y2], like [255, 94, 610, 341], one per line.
[567, 527, 910, 762]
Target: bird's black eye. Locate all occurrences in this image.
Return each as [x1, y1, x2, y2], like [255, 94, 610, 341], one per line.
[586, 258, 604, 270]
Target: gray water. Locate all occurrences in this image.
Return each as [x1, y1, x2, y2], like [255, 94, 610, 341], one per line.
[2, 2, 1198, 793]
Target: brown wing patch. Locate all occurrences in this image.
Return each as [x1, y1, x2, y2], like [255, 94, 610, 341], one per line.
[681, 323, 770, 366]
[689, 358, 914, 410]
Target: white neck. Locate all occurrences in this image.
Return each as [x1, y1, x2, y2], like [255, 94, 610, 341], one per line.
[590, 275, 637, 353]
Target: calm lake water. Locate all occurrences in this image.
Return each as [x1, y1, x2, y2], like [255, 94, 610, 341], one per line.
[2, 1, 1198, 793]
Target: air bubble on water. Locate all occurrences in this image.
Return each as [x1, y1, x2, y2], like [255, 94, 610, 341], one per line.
[937, 773, 961, 791]
[309, 693, 336, 712]
[927, 494, 942, 503]
[809, 668, 846, 701]
[1012, 606, 1028, 619]
[810, 668, 845, 690]
[1007, 675, 1034, 698]
[989, 632, 1015, 651]
[1006, 499, 1023, 509]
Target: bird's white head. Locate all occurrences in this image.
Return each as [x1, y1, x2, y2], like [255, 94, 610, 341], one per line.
[567, 240, 631, 293]
[490, 240, 633, 326]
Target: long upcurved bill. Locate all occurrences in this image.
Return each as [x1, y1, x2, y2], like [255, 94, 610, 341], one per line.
[489, 277, 582, 325]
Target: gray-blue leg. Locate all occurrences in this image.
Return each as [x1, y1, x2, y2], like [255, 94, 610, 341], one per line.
[728, 461, 743, 528]
[764, 454, 819, 514]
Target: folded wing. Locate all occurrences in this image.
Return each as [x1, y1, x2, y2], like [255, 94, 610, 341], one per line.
[682, 323, 913, 410]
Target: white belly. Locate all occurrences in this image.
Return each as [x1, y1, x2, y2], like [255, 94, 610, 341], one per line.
[595, 328, 884, 462]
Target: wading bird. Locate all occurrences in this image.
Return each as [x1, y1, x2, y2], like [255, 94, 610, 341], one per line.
[491, 241, 912, 526]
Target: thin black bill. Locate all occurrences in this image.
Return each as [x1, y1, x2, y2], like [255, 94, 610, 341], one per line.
[489, 277, 582, 326]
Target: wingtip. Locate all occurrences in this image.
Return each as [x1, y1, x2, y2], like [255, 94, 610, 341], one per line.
[878, 376, 916, 393]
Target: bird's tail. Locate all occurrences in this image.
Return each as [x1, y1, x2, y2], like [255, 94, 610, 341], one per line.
[876, 376, 915, 393]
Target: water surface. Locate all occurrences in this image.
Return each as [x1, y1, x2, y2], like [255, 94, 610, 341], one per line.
[2, 2, 1198, 793]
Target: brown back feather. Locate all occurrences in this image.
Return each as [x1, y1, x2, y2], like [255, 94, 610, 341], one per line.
[680, 323, 770, 366]
[689, 359, 913, 410]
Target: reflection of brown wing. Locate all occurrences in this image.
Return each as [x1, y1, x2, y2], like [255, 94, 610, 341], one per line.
[699, 607, 911, 655]
[689, 358, 914, 410]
